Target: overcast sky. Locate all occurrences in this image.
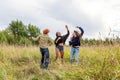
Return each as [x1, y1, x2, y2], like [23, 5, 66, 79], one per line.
[0, 0, 120, 40]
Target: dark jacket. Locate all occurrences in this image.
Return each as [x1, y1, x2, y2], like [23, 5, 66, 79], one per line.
[69, 27, 84, 47]
[55, 30, 70, 46]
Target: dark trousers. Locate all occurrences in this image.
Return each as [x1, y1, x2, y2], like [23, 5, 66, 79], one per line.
[40, 48, 49, 69]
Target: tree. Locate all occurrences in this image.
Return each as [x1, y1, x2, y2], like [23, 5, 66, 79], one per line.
[0, 20, 43, 45]
[27, 24, 40, 37]
[9, 20, 27, 37]
[5, 29, 16, 44]
[0, 31, 7, 44]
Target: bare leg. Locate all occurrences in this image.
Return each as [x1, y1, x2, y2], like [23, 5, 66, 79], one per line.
[54, 48, 59, 61]
[60, 51, 64, 64]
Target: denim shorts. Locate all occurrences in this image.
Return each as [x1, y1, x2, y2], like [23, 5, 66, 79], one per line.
[56, 46, 64, 52]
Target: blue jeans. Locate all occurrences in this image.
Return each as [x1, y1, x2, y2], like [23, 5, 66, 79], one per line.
[70, 47, 80, 64]
[40, 48, 49, 69]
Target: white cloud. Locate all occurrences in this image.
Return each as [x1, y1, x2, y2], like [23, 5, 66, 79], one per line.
[0, 0, 120, 39]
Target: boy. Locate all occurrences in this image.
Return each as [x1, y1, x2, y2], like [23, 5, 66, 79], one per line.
[30, 29, 53, 69]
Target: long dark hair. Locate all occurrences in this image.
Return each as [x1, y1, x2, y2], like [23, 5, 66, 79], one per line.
[74, 30, 80, 37]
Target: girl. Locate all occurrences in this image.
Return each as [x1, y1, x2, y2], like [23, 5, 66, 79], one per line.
[69, 26, 84, 64]
[54, 25, 70, 64]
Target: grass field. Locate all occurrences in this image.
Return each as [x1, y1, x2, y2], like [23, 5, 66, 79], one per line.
[0, 45, 120, 80]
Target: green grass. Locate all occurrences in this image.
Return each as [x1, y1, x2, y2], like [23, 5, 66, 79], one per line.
[0, 45, 120, 80]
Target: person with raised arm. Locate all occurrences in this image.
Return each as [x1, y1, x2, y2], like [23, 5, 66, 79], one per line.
[54, 25, 70, 64]
[69, 26, 84, 64]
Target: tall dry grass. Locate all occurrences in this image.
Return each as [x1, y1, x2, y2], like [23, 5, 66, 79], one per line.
[0, 45, 120, 80]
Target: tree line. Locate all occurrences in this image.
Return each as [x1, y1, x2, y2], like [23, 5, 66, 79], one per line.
[0, 20, 119, 46]
[81, 38, 120, 46]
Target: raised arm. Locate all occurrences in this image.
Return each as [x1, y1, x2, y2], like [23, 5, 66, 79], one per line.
[65, 25, 70, 36]
[76, 26, 84, 38]
[62, 25, 70, 43]
[63, 25, 70, 38]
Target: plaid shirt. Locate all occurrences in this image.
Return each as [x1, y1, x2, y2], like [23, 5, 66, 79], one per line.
[32, 34, 53, 48]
